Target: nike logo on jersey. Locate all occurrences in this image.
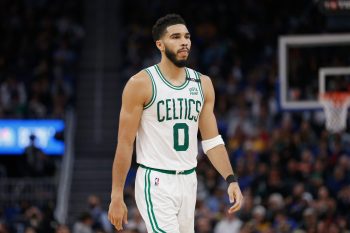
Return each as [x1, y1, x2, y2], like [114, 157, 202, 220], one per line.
[155, 177, 160, 186]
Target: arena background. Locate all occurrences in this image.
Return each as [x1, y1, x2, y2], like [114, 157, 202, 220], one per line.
[0, 0, 350, 232]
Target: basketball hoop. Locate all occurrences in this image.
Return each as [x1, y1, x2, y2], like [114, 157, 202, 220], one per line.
[319, 92, 350, 133]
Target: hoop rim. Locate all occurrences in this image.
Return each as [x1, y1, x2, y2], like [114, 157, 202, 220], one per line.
[320, 92, 350, 104]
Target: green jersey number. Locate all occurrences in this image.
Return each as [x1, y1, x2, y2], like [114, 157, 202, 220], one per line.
[173, 123, 189, 151]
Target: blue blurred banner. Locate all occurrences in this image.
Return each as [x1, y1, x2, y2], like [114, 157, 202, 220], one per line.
[0, 120, 64, 155]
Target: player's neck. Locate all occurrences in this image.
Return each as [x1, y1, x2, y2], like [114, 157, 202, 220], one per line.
[158, 59, 185, 82]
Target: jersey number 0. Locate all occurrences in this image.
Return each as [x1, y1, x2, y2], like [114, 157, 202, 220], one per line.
[173, 123, 189, 151]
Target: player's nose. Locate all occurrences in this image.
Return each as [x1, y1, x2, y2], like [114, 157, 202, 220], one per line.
[180, 37, 189, 47]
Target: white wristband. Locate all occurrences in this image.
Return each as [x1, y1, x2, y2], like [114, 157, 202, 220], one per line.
[201, 135, 225, 154]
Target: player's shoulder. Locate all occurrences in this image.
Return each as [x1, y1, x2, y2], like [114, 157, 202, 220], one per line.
[194, 72, 212, 87]
[198, 74, 211, 83]
[129, 69, 150, 84]
[123, 69, 153, 103]
[125, 69, 152, 90]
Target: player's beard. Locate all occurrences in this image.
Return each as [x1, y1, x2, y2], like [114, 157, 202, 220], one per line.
[164, 46, 188, 68]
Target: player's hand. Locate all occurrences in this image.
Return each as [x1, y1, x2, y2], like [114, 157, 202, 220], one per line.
[108, 197, 128, 231]
[227, 182, 243, 214]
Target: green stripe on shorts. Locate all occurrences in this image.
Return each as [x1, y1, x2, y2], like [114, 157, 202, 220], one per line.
[144, 169, 166, 233]
[144, 169, 157, 232]
[147, 170, 166, 233]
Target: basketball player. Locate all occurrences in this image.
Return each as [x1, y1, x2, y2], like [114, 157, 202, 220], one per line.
[108, 14, 243, 232]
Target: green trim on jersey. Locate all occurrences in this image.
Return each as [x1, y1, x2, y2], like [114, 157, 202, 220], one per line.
[144, 169, 166, 233]
[194, 71, 204, 102]
[184, 67, 191, 82]
[144, 69, 157, 110]
[155, 65, 189, 90]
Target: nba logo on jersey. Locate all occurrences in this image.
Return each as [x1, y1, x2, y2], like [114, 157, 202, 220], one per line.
[154, 177, 160, 186]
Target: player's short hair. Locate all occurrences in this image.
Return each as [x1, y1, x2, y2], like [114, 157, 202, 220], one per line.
[152, 14, 186, 42]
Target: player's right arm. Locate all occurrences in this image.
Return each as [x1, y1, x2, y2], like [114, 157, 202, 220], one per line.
[108, 70, 151, 231]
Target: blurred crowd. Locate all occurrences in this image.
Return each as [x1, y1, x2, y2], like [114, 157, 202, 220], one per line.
[0, 195, 113, 233]
[0, 0, 83, 119]
[0, 0, 83, 232]
[119, 0, 350, 233]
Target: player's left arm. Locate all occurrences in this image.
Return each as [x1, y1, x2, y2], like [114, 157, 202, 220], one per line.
[198, 75, 243, 213]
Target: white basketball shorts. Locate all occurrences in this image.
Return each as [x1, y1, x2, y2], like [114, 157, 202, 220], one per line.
[135, 165, 197, 233]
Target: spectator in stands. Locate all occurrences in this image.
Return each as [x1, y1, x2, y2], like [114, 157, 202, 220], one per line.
[24, 206, 43, 233]
[24, 227, 37, 233]
[239, 221, 256, 233]
[313, 186, 337, 220]
[37, 204, 58, 233]
[21, 134, 55, 177]
[237, 190, 254, 222]
[272, 211, 297, 232]
[337, 185, 350, 217]
[0, 223, 9, 233]
[214, 210, 242, 233]
[297, 208, 317, 232]
[50, 76, 73, 118]
[0, 75, 27, 118]
[124, 207, 147, 233]
[72, 212, 93, 233]
[195, 216, 212, 233]
[251, 205, 271, 232]
[86, 195, 112, 233]
[55, 225, 70, 233]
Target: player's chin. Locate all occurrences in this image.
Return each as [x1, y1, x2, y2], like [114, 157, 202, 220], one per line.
[177, 56, 188, 63]
[176, 59, 187, 67]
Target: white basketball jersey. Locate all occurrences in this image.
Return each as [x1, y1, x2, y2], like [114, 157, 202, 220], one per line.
[136, 65, 204, 170]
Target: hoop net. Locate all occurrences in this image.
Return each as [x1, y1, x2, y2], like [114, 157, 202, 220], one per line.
[320, 92, 350, 133]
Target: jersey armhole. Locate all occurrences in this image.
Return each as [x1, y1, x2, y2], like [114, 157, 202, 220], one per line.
[143, 69, 157, 109]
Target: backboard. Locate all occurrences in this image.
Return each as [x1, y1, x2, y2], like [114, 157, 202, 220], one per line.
[278, 33, 350, 111]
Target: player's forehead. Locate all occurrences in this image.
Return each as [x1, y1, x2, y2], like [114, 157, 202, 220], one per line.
[164, 24, 189, 37]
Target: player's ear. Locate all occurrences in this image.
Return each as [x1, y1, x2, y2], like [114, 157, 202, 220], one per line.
[155, 40, 164, 52]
